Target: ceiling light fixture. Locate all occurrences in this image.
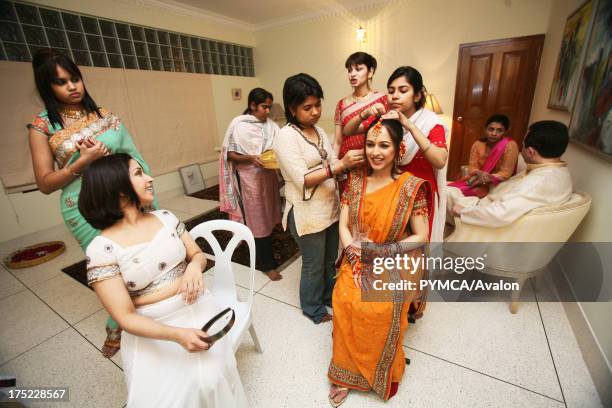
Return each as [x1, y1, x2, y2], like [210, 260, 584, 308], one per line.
[356, 26, 366, 43]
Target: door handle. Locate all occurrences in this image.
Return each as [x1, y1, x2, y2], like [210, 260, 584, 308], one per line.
[457, 115, 463, 122]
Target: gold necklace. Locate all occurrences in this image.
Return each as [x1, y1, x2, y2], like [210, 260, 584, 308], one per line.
[352, 90, 371, 101]
[59, 107, 87, 120]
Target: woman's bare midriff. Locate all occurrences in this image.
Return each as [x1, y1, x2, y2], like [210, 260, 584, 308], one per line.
[131, 278, 183, 307]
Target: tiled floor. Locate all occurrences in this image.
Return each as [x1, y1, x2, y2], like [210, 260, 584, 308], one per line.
[0, 196, 604, 407]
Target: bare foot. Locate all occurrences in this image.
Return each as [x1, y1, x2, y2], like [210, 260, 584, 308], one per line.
[266, 269, 283, 281]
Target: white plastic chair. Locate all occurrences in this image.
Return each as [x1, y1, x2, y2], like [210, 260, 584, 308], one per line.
[189, 220, 263, 353]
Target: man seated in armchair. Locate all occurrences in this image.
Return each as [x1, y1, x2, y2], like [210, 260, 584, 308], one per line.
[447, 120, 572, 227]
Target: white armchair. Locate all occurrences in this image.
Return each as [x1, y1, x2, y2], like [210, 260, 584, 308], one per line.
[445, 191, 592, 313]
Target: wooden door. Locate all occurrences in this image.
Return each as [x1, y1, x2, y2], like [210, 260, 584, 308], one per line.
[448, 35, 545, 179]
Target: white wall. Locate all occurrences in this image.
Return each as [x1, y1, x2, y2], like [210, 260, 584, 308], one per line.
[0, 0, 260, 243]
[254, 0, 552, 136]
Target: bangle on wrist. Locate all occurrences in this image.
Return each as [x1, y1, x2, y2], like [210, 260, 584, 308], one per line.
[360, 110, 366, 120]
[422, 141, 432, 153]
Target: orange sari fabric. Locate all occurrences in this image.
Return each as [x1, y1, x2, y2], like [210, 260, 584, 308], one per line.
[328, 169, 429, 400]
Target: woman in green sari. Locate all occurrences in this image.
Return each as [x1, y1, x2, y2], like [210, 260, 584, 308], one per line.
[27, 49, 154, 357]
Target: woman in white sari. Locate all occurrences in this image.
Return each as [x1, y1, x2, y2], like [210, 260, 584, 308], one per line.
[79, 154, 248, 407]
[219, 88, 282, 280]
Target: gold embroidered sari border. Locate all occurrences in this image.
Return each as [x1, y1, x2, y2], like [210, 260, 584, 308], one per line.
[328, 361, 371, 391]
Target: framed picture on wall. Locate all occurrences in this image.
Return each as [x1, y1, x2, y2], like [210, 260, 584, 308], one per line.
[547, 0, 595, 111]
[569, 0, 612, 162]
[179, 164, 206, 195]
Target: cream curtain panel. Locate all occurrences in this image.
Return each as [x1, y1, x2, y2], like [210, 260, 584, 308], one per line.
[0, 61, 218, 191]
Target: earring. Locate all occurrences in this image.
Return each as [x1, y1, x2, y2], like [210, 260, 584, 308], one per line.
[398, 140, 407, 162]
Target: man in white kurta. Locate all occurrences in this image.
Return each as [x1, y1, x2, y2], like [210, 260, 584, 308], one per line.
[447, 120, 573, 227]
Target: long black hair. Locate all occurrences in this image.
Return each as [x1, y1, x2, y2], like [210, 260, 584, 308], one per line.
[387, 66, 426, 110]
[364, 117, 404, 177]
[78, 153, 142, 230]
[282, 73, 324, 128]
[32, 48, 101, 129]
[243, 88, 273, 114]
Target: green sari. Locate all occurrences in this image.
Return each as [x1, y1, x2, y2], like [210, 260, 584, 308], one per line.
[28, 108, 155, 251]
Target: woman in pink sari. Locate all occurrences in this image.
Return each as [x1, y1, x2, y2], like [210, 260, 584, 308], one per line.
[334, 52, 387, 191]
[219, 88, 283, 281]
[448, 114, 518, 198]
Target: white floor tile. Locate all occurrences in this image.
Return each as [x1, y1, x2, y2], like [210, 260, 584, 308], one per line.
[0, 329, 125, 408]
[0, 291, 68, 364]
[538, 302, 604, 408]
[73, 308, 123, 369]
[349, 348, 565, 408]
[30, 273, 103, 325]
[404, 296, 563, 400]
[0, 266, 25, 300]
[257, 257, 302, 307]
[232, 262, 271, 292]
[236, 293, 333, 407]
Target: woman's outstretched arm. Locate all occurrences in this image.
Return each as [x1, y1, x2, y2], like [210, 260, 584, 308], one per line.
[93, 278, 209, 352]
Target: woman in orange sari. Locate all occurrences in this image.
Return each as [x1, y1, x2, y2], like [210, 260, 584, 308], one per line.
[328, 118, 430, 406]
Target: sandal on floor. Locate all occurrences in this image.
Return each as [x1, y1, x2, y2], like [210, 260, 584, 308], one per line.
[318, 313, 333, 324]
[102, 326, 122, 358]
[329, 385, 349, 407]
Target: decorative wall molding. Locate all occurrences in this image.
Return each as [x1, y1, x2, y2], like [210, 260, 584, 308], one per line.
[126, 0, 396, 32]
[118, 0, 257, 31]
[254, 0, 395, 31]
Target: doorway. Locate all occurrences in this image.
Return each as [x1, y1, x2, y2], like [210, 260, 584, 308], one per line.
[448, 34, 545, 179]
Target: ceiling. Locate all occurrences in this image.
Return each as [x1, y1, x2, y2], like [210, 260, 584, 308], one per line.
[165, 0, 389, 29]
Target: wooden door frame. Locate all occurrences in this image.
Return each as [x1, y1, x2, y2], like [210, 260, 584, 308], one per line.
[448, 34, 545, 175]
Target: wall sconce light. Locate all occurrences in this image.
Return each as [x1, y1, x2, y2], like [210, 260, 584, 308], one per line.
[269, 103, 285, 126]
[356, 26, 366, 43]
[424, 93, 443, 114]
